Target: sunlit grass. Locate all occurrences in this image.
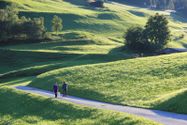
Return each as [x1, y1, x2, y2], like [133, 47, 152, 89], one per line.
[29, 52, 187, 114]
[0, 87, 160, 125]
[3, 0, 187, 47]
[0, 0, 187, 120]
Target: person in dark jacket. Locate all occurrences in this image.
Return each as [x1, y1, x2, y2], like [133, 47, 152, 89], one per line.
[53, 83, 59, 98]
[62, 81, 68, 96]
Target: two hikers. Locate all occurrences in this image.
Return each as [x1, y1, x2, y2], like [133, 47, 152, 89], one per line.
[53, 81, 68, 98]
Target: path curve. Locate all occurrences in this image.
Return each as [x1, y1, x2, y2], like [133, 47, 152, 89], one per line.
[15, 86, 187, 125]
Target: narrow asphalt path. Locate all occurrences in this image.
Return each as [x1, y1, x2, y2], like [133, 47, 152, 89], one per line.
[15, 86, 187, 125]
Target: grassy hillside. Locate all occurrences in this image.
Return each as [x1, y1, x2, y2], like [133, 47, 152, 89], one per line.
[29, 52, 187, 114]
[2, 0, 187, 47]
[0, 1, 186, 124]
[0, 77, 160, 125]
[0, 87, 160, 125]
[0, 0, 187, 76]
[0, 37, 132, 76]
[153, 89, 187, 114]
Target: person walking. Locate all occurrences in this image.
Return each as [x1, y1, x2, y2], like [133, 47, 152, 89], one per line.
[62, 81, 68, 96]
[53, 83, 59, 98]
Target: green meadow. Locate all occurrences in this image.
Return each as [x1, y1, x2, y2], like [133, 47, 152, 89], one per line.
[0, 87, 160, 125]
[2, 0, 187, 47]
[29, 52, 187, 114]
[0, 0, 187, 124]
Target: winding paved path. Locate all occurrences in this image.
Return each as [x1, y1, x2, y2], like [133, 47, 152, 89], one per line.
[15, 86, 187, 125]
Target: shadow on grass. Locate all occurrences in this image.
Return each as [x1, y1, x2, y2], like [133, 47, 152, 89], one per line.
[64, 0, 87, 6]
[0, 1, 10, 9]
[182, 43, 187, 48]
[152, 90, 187, 115]
[0, 88, 97, 123]
[0, 88, 151, 125]
[0, 45, 131, 79]
[19, 11, 118, 34]
[28, 81, 126, 107]
[0, 77, 33, 87]
[97, 13, 121, 20]
[19, 12, 84, 31]
[128, 10, 145, 17]
[170, 13, 187, 23]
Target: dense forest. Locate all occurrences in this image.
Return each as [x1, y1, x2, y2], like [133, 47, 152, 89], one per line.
[113, 0, 187, 12]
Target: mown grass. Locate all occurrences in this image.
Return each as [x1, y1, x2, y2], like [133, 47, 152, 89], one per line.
[29, 53, 187, 114]
[0, 87, 160, 125]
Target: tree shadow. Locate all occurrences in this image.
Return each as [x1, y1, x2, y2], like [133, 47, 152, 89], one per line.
[108, 46, 145, 59]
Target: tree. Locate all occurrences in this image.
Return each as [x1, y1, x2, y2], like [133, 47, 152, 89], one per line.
[20, 17, 46, 39]
[124, 13, 170, 53]
[0, 4, 47, 43]
[125, 27, 147, 52]
[144, 13, 170, 51]
[5, 4, 19, 23]
[52, 15, 63, 34]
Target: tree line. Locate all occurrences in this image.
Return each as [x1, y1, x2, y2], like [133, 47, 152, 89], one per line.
[0, 4, 63, 44]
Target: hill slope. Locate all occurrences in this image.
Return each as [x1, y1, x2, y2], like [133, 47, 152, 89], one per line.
[2, 0, 187, 48]
[0, 87, 160, 125]
[29, 52, 187, 114]
[0, 0, 187, 118]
